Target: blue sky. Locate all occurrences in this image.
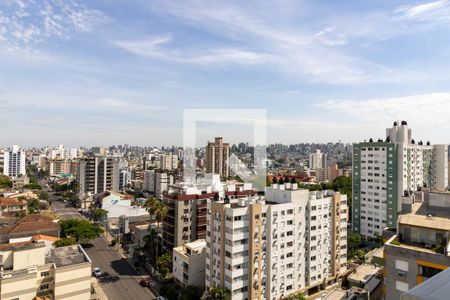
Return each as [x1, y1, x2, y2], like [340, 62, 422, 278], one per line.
[1, 0, 450, 147]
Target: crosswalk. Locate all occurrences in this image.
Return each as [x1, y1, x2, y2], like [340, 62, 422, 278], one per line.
[53, 208, 84, 220]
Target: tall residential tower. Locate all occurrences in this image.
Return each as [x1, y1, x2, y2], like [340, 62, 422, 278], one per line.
[206, 137, 230, 178]
[352, 121, 448, 238]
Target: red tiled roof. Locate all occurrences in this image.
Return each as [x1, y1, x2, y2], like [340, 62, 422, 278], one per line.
[0, 197, 25, 207]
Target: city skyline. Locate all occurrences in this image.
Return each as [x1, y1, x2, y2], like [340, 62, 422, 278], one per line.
[2, 0, 450, 145]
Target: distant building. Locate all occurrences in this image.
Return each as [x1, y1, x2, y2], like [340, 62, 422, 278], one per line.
[155, 171, 173, 199]
[77, 156, 120, 195]
[309, 149, 327, 169]
[159, 153, 178, 171]
[143, 169, 156, 193]
[384, 189, 450, 300]
[206, 137, 230, 178]
[173, 239, 206, 289]
[3, 145, 26, 178]
[352, 121, 449, 238]
[49, 158, 73, 176]
[0, 243, 91, 300]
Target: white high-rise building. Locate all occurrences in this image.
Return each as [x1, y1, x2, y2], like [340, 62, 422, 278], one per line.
[3, 145, 26, 178]
[206, 183, 347, 300]
[352, 121, 449, 238]
[50, 144, 78, 160]
[309, 149, 327, 169]
[155, 171, 174, 199]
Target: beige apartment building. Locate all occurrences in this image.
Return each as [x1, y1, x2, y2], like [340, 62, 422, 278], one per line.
[206, 137, 230, 178]
[173, 239, 206, 289]
[0, 242, 92, 300]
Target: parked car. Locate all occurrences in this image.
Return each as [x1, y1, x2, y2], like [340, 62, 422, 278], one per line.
[156, 297, 167, 300]
[92, 267, 102, 277]
[139, 279, 149, 287]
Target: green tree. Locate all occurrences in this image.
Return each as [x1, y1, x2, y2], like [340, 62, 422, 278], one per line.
[54, 237, 77, 247]
[160, 281, 179, 300]
[92, 208, 108, 222]
[59, 219, 103, 243]
[286, 294, 306, 300]
[348, 232, 362, 259]
[0, 176, 12, 188]
[143, 228, 158, 268]
[179, 285, 203, 300]
[38, 191, 49, 200]
[27, 199, 39, 213]
[201, 287, 231, 300]
[156, 252, 172, 279]
[23, 183, 42, 190]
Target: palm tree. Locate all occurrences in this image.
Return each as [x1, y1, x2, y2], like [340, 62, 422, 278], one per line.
[144, 197, 158, 221]
[143, 228, 158, 267]
[154, 201, 168, 261]
[201, 287, 231, 300]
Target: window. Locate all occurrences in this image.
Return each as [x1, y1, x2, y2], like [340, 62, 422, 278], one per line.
[395, 281, 409, 292]
[40, 284, 49, 291]
[41, 271, 50, 277]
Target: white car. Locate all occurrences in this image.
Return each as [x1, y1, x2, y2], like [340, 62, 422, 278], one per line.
[92, 267, 102, 277]
[156, 297, 167, 300]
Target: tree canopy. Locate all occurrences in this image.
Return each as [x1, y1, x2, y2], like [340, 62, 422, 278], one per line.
[201, 287, 231, 300]
[92, 208, 108, 221]
[59, 219, 103, 243]
[54, 237, 77, 248]
[0, 176, 12, 189]
[157, 252, 172, 279]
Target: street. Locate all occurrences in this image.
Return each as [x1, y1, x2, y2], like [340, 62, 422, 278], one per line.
[51, 200, 85, 220]
[85, 235, 156, 300]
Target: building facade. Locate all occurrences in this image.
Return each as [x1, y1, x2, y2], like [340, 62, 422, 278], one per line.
[352, 121, 448, 238]
[206, 183, 347, 300]
[0, 242, 92, 300]
[173, 239, 206, 289]
[3, 145, 26, 178]
[77, 156, 120, 195]
[384, 189, 450, 300]
[206, 137, 230, 178]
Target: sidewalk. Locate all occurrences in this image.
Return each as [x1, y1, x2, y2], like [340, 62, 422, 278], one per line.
[91, 278, 108, 300]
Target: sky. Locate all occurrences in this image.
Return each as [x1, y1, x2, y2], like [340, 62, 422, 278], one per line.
[1, 0, 450, 147]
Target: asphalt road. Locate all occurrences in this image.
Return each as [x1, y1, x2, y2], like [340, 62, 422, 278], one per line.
[51, 200, 85, 220]
[85, 235, 156, 300]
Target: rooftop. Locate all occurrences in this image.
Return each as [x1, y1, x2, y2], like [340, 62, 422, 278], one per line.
[0, 240, 45, 252]
[348, 263, 382, 284]
[0, 197, 25, 207]
[46, 245, 90, 267]
[398, 213, 450, 232]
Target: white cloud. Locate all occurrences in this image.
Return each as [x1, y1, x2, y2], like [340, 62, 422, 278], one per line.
[317, 92, 450, 126]
[94, 98, 164, 111]
[114, 35, 268, 66]
[140, 1, 415, 84]
[0, 0, 108, 53]
[398, 0, 450, 19]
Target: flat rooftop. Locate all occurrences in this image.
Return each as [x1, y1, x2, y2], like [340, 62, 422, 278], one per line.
[46, 245, 90, 267]
[348, 264, 381, 284]
[399, 213, 450, 231]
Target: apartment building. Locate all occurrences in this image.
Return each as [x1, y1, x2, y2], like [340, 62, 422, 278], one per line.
[50, 144, 78, 160]
[163, 176, 257, 250]
[384, 189, 450, 300]
[206, 183, 347, 300]
[160, 153, 178, 171]
[206, 137, 230, 178]
[309, 149, 327, 169]
[173, 239, 206, 289]
[352, 121, 448, 238]
[48, 158, 74, 176]
[77, 156, 120, 195]
[155, 171, 174, 199]
[3, 145, 26, 178]
[0, 242, 92, 300]
[143, 169, 156, 193]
